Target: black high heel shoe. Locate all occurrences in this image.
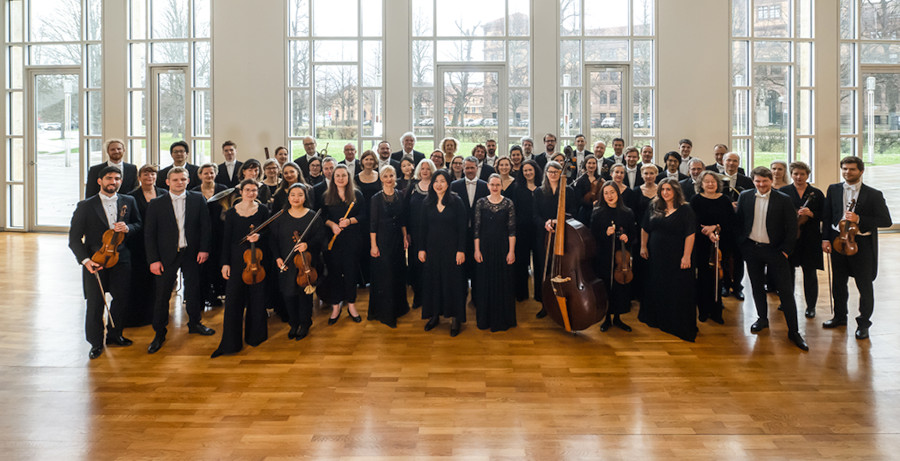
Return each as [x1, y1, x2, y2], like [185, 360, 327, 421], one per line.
[349, 310, 362, 323]
[424, 316, 440, 331]
[450, 318, 461, 337]
[328, 308, 341, 325]
[288, 326, 298, 339]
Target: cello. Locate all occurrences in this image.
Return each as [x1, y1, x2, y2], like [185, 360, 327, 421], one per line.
[541, 174, 607, 332]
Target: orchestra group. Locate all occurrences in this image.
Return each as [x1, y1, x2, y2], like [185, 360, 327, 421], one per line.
[68, 133, 892, 360]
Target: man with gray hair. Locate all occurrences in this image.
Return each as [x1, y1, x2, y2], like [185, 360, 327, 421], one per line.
[391, 132, 425, 165]
[339, 142, 360, 178]
[679, 158, 705, 201]
[293, 136, 320, 179]
[520, 136, 535, 161]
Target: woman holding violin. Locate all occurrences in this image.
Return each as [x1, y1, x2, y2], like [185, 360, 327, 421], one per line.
[473, 174, 517, 332]
[780, 161, 823, 319]
[211, 179, 270, 358]
[689, 171, 734, 324]
[269, 183, 326, 340]
[368, 165, 410, 328]
[573, 154, 602, 226]
[321, 164, 367, 324]
[590, 180, 635, 332]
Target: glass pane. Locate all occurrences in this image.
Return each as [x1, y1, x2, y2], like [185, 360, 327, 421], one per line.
[633, 40, 652, 86]
[289, 41, 310, 87]
[732, 0, 749, 37]
[561, 0, 582, 36]
[86, 138, 103, 170]
[560, 40, 581, 87]
[754, 41, 790, 62]
[10, 91, 24, 135]
[860, 0, 900, 40]
[585, 0, 628, 36]
[130, 0, 146, 40]
[840, 43, 855, 87]
[839, 0, 855, 40]
[194, 42, 210, 87]
[34, 73, 80, 226]
[288, 0, 310, 36]
[30, 44, 80, 65]
[314, 40, 358, 62]
[732, 40, 749, 86]
[752, 64, 789, 168]
[151, 42, 188, 64]
[733, 89, 750, 135]
[732, 138, 750, 163]
[412, 0, 433, 37]
[87, 0, 102, 40]
[9, 46, 24, 89]
[156, 70, 186, 168]
[314, 65, 357, 144]
[436, 0, 504, 37]
[509, 0, 530, 36]
[633, 88, 652, 137]
[130, 138, 147, 167]
[130, 43, 146, 88]
[9, 0, 24, 42]
[561, 88, 582, 139]
[839, 89, 855, 135]
[509, 89, 530, 139]
[633, 0, 654, 36]
[193, 90, 210, 136]
[840, 137, 855, 157]
[436, 40, 505, 61]
[194, 0, 210, 38]
[29, 0, 81, 42]
[795, 137, 813, 169]
[588, 70, 623, 142]
[291, 139, 305, 159]
[753, 0, 789, 38]
[151, 0, 189, 39]
[362, 89, 382, 137]
[508, 41, 530, 87]
[361, 0, 382, 36]
[9, 138, 24, 181]
[442, 70, 500, 150]
[313, 0, 357, 37]
[87, 44, 102, 88]
[797, 42, 813, 87]
[87, 90, 102, 136]
[362, 41, 382, 87]
[797, 0, 812, 38]
[796, 89, 813, 135]
[193, 139, 211, 165]
[861, 72, 900, 225]
[584, 39, 629, 61]
[413, 88, 434, 137]
[860, 43, 900, 65]
[411, 40, 433, 86]
[290, 89, 310, 136]
[9, 184, 25, 228]
[129, 90, 145, 136]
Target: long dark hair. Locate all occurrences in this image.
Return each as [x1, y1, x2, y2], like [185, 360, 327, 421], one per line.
[284, 182, 311, 210]
[540, 160, 564, 195]
[651, 177, 685, 217]
[597, 180, 626, 211]
[426, 169, 457, 207]
[324, 164, 358, 206]
[521, 159, 542, 188]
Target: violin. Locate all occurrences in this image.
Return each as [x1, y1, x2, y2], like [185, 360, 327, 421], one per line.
[832, 198, 859, 256]
[242, 224, 266, 285]
[280, 209, 322, 294]
[91, 205, 127, 269]
[584, 177, 602, 205]
[613, 225, 633, 285]
[708, 225, 723, 278]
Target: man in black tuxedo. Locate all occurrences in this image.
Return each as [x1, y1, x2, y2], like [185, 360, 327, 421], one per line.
[569, 134, 588, 176]
[705, 144, 745, 176]
[821, 156, 892, 340]
[339, 142, 361, 179]
[639, 144, 663, 174]
[736, 166, 807, 351]
[391, 132, 425, 166]
[294, 136, 320, 179]
[157, 141, 200, 190]
[215, 140, 242, 187]
[657, 151, 689, 183]
[485, 139, 499, 168]
[719, 152, 753, 300]
[520, 136, 535, 162]
[623, 147, 642, 188]
[144, 167, 214, 354]
[601, 137, 626, 180]
[450, 156, 489, 296]
[679, 158, 705, 201]
[472, 143, 496, 181]
[312, 157, 336, 210]
[85, 139, 137, 197]
[534, 133, 556, 171]
[68, 166, 142, 359]
[677, 138, 695, 176]
[376, 141, 402, 173]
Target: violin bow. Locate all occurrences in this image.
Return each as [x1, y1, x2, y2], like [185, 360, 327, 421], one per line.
[713, 226, 720, 302]
[327, 202, 355, 251]
[280, 209, 322, 271]
[239, 209, 284, 244]
[609, 220, 616, 292]
[93, 272, 115, 329]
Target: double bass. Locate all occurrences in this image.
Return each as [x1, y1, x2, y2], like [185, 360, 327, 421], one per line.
[541, 174, 607, 332]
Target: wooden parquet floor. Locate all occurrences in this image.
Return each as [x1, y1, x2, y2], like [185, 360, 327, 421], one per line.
[2, 232, 900, 460]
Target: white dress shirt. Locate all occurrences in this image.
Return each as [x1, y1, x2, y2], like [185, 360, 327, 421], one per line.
[170, 192, 188, 248]
[485, 155, 496, 168]
[107, 160, 124, 172]
[225, 160, 235, 180]
[465, 178, 477, 206]
[843, 182, 861, 213]
[749, 191, 771, 244]
[344, 159, 357, 177]
[378, 157, 391, 170]
[679, 157, 693, 175]
[625, 166, 638, 187]
[99, 193, 119, 229]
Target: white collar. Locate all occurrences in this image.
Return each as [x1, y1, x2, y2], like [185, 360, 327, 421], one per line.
[99, 192, 118, 202]
[107, 160, 123, 168]
[170, 191, 186, 200]
[755, 190, 770, 198]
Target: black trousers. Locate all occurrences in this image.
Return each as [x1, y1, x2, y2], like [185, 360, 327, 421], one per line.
[743, 242, 799, 333]
[723, 245, 745, 293]
[831, 238, 876, 328]
[283, 292, 313, 330]
[790, 264, 819, 311]
[82, 263, 130, 348]
[152, 250, 204, 336]
[214, 277, 267, 355]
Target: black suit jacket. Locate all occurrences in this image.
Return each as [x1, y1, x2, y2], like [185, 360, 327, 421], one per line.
[534, 152, 549, 171]
[450, 178, 489, 228]
[157, 163, 201, 190]
[294, 154, 323, 179]
[735, 188, 798, 256]
[680, 177, 698, 202]
[215, 161, 243, 187]
[312, 180, 329, 211]
[722, 173, 754, 201]
[657, 171, 689, 183]
[68, 194, 142, 266]
[821, 182, 892, 278]
[706, 164, 745, 176]
[377, 159, 402, 174]
[85, 162, 138, 197]
[477, 164, 496, 182]
[144, 190, 211, 267]
[623, 167, 641, 189]
[391, 150, 425, 166]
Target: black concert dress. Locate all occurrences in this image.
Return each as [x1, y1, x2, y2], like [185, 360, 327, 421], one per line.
[420, 193, 468, 322]
[780, 184, 824, 311]
[124, 187, 166, 327]
[473, 196, 517, 331]
[268, 208, 326, 331]
[511, 183, 538, 301]
[590, 205, 637, 315]
[689, 194, 735, 323]
[368, 190, 410, 327]
[405, 181, 429, 308]
[320, 190, 367, 305]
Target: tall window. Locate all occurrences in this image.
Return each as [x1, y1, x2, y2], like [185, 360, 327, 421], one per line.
[287, 0, 383, 161]
[559, 0, 655, 149]
[4, 0, 102, 229]
[411, 0, 531, 153]
[731, 0, 814, 170]
[128, 0, 211, 168]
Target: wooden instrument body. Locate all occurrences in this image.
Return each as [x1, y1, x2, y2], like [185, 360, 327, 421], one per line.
[90, 205, 127, 269]
[613, 231, 633, 285]
[832, 199, 859, 256]
[294, 250, 317, 287]
[242, 225, 266, 285]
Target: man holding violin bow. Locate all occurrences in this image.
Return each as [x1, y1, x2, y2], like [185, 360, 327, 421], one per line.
[68, 166, 142, 359]
[821, 156, 892, 340]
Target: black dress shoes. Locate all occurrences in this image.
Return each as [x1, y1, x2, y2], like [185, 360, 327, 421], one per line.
[424, 316, 440, 331]
[349, 312, 362, 323]
[288, 327, 298, 339]
[188, 323, 215, 335]
[599, 317, 613, 332]
[535, 308, 548, 319]
[720, 286, 730, 298]
[732, 290, 745, 301]
[709, 315, 725, 325]
[805, 307, 816, 319]
[296, 326, 309, 340]
[788, 332, 809, 351]
[450, 318, 461, 337]
[147, 336, 165, 354]
[106, 335, 133, 347]
[328, 310, 341, 325]
[855, 326, 869, 340]
[750, 319, 769, 333]
[89, 346, 103, 360]
[822, 318, 847, 329]
[613, 317, 632, 332]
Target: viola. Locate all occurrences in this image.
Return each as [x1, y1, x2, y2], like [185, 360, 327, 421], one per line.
[832, 198, 859, 256]
[292, 231, 318, 294]
[91, 205, 127, 269]
[242, 224, 266, 285]
[613, 225, 633, 285]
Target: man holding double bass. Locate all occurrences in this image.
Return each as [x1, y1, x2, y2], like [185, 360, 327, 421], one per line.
[68, 166, 142, 359]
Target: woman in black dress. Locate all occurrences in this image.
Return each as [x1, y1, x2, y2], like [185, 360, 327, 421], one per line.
[781, 161, 823, 319]
[192, 163, 228, 308]
[238, 159, 271, 205]
[418, 169, 467, 337]
[639, 178, 697, 342]
[448, 155, 465, 180]
[509, 145, 524, 179]
[609, 164, 636, 211]
[270, 183, 326, 340]
[321, 164, 366, 324]
[629, 163, 659, 303]
[261, 159, 282, 208]
[212, 179, 270, 358]
[473, 174, 517, 331]
[533, 161, 576, 311]
[368, 165, 410, 328]
[430, 150, 445, 170]
[306, 157, 325, 186]
[573, 154, 602, 225]
[125, 165, 166, 327]
[689, 171, 734, 325]
[355, 150, 381, 288]
[271, 162, 305, 211]
[512, 160, 541, 301]
[590, 181, 636, 333]
[495, 156, 517, 199]
[397, 157, 416, 193]
[405, 159, 435, 310]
